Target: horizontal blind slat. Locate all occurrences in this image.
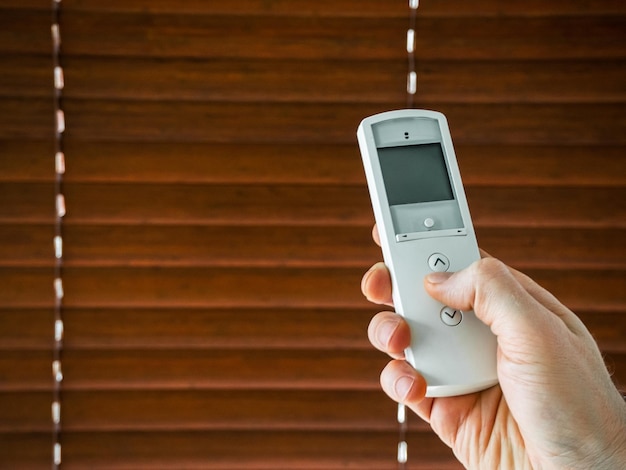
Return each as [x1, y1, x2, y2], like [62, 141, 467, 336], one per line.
[1, 183, 625, 228]
[0, 308, 373, 351]
[4, 349, 626, 392]
[0, 349, 387, 391]
[6, 56, 626, 104]
[1, 308, 624, 352]
[3, 13, 625, 58]
[4, 100, 625, 144]
[0, 430, 462, 470]
[43, 15, 626, 59]
[0, 389, 418, 432]
[0, 267, 624, 310]
[0, 140, 626, 187]
[1, 225, 625, 270]
[4, 0, 626, 16]
[59, 101, 626, 144]
[2, 141, 626, 187]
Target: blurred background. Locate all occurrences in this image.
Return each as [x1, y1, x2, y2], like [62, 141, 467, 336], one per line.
[0, 1, 625, 468]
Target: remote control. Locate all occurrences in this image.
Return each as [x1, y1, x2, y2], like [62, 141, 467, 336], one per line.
[357, 109, 498, 397]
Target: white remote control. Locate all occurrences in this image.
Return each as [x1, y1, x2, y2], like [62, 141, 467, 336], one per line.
[357, 109, 497, 397]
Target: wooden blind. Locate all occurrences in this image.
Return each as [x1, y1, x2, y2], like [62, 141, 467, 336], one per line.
[1, 1, 625, 468]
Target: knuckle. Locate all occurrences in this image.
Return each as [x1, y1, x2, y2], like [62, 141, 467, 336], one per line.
[468, 257, 515, 312]
[472, 256, 510, 281]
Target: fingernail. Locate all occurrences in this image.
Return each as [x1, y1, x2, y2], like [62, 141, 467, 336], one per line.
[361, 266, 375, 294]
[425, 271, 453, 284]
[377, 319, 399, 349]
[394, 376, 415, 401]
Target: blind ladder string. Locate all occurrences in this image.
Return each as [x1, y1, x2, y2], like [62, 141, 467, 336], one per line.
[51, 0, 65, 467]
[397, 1, 419, 469]
[407, 0, 419, 107]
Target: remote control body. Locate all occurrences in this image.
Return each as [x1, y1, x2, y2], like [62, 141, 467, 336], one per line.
[357, 109, 497, 397]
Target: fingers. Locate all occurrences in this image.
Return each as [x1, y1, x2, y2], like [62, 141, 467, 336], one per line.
[377, 346, 438, 424]
[380, 359, 428, 407]
[367, 311, 411, 359]
[361, 262, 394, 306]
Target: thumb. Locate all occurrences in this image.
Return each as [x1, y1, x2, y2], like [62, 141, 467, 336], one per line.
[424, 258, 551, 340]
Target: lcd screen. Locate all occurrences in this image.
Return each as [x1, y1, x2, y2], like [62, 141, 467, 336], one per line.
[378, 143, 454, 206]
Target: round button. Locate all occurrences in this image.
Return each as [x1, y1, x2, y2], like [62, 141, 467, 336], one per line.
[423, 217, 435, 229]
[428, 253, 450, 272]
[440, 307, 462, 326]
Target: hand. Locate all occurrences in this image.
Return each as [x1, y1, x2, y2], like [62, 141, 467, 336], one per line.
[361, 228, 626, 469]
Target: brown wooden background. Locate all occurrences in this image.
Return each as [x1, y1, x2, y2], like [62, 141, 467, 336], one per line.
[0, 1, 625, 468]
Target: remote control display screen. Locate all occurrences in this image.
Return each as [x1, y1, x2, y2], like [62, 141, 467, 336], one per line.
[378, 143, 454, 205]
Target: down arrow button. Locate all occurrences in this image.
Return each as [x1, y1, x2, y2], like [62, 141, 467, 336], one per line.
[440, 307, 463, 326]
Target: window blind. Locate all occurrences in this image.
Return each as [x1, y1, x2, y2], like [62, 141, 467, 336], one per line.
[0, 1, 625, 468]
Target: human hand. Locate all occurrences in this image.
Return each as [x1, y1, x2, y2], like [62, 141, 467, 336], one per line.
[361, 228, 626, 469]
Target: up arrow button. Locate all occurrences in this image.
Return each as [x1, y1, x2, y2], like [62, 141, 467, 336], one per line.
[428, 253, 450, 272]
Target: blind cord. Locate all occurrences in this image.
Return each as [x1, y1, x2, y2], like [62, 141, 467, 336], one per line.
[398, 2, 419, 469]
[407, 0, 419, 108]
[51, 0, 66, 467]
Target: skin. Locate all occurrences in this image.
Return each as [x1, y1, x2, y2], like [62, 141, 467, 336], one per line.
[361, 226, 626, 469]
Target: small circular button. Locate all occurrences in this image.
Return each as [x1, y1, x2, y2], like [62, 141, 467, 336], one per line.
[428, 253, 450, 272]
[423, 217, 435, 229]
[440, 307, 462, 326]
